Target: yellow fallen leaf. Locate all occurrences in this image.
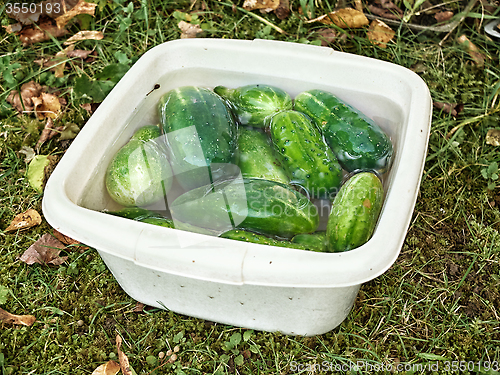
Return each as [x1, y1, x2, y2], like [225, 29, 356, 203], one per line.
[367, 19, 395, 48]
[55, 0, 97, 29]
[243, 0, 280, 12]
[308, 8, 369, 28]
[116, 335, 133, 375]
[178, 21, 203, 38]
[486, 129, 500, 146]
[91, 361, 121, 375]
[64, 30, 104, 45]
[5, 209, 42, 232]
[457, 34, 485, 67]
[0, 307, 36, 326]
[33, 92, 62, 119]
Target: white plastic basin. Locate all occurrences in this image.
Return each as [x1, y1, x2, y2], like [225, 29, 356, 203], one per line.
[42, 39, 432, 336]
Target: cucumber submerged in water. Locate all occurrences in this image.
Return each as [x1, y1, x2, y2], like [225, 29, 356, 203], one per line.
[294, 89, 393, 173]
[220, 229, 311, 250]
[105, 125, 173, 207]
[170, 178, 319, 238]
[158, 86, 238, 190]
[326, 172, 384, 252]
[214, 84, 293, 127]
[269, 110, 343, 199]
[235, 127, 290, 185]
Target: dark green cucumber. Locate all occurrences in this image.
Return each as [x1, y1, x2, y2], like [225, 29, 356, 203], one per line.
[269, 110, 343, 199]
[220, 229, 310, 250]
[105, 126, 173, 207]
[158, 86, 238, 190]
[106, 207, 174, 228]
[170, 178, 319, 238]
[106, 207, 162, 221]
[214, 84, 292, 127]
[235, 127, 290, 185]
[291, 232, 327, 252]
[294, 89, 393, 173]
[326, 172, 384, 252]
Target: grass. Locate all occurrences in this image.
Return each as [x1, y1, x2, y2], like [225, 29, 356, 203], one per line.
[1, 0, 500, 374]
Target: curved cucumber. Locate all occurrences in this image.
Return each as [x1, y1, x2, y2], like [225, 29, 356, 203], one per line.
[170, 178, 319, 238]
[294, 89, 393, 173]
[158, 86, 238, 190]
[235, 127, 290, 185]
[269, 110, 343, 199]
[291, 232, 327, 252]
[220, 229, 310, 250]
[214, 84, 292, 127]
[326, 172, 384, 252]
[105, 126, 173, 207]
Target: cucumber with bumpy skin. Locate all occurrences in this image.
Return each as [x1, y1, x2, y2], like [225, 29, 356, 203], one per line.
[269, 110, 343, 199]
[170, 178, 319, 238]
[158, 86, 238, 190]
[294, 89, 393, 173]
[220, 229, 310, 250]
[326, 172, 384, 252]
[105, 125, 173, 207]
[214, 84, 292, 127]
[106, 207, 174, 228]
[291, 232, 327, 252]
[235, 127, 290, 185]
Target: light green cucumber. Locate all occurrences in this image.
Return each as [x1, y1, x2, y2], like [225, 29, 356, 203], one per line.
[105, 126, 173, 207]
[235, 127, 290, 184]
[170, 178, 319, 238]
[291, 232, 327, 252]
[214, 84, 292, 127]
[294, 89, 393, 173]
[158, 86, 238, 190]
[269, 110, 343, 199]
[326, 172, 384, 252]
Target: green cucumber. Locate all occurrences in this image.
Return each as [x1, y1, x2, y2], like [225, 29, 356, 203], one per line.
[269, 110, 343, 199]
[106, 207, 174, 228]
[326, 172, 384, 252]
[214, 84, 292, 127]
[130, 124, 161, 142]
[220, 229, 310, 250]
[235, 127, 290, 185]
[158, 86, 238, 190]
[170, 178, 319, 238]
[291, 232, 327, 252]
[294, 89, 393, 173]
[105, 126, 173, 207]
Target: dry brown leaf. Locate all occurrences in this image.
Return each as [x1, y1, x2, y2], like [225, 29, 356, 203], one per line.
[434, 11, 453, 23]
[133, 302, 145, 313]
[367, 4, 403, 20]
[33, 92, 63, 119]
[486, 129, 500, 146]
[6, 5, 42, 24]
[6, 81, 43, 114]
[178, 21, 203, 38]
[116, 335, 133, 375]
[18, 18, 68, 45]
[91, 361, 121, 375]
[5, 209, 42, 232]
[3, 23, 23, 33]
[243, 0, 280, 12]
[0, 307, 36, 326]
[51, 45, 74, 77]
[316, 28, 338, 46]
[67, 49, 93, 59]
[36, 118, 58, 150]
[367, 19, 395, 48]
[274, 0, 290, 19]
[19, 233, 67, 266]
[457, 34, 485, 67]
[53, 229, 84, 246]
[64, 30, 104, 44]
[309, 8, 369, 28]
[55, 0, 97, 29]
[433, 101, 464, 117]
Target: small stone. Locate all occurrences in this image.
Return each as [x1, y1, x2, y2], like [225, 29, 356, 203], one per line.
[77, 320, 84, 327]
